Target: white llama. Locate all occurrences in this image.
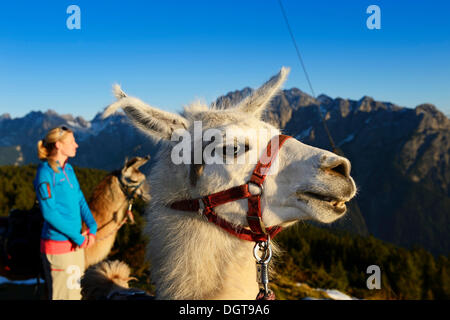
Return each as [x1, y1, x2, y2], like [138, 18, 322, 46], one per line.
[102, 67, 357, 299]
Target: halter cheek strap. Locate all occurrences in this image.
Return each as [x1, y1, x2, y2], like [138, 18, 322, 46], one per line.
[169, 134, 292, 242]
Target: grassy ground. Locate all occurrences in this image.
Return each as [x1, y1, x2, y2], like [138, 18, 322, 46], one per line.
[271, 274, 333, 300]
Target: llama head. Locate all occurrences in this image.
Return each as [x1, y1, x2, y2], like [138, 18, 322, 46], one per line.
[103, 67, 356, 229]
[119, 156, 151, 202]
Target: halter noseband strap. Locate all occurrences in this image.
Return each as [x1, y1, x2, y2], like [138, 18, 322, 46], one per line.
[169, 134, 292, 242]
[118, 175, 144, 201]
[117, 175, 145, 225]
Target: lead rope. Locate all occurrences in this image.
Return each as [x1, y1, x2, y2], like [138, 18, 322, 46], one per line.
[96, 199, 135, 242]
[254, 236, 276, 300]
[95, 179, 143, 242]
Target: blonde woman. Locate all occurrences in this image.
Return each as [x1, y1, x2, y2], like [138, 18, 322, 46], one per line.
[34, 126, 97, 300]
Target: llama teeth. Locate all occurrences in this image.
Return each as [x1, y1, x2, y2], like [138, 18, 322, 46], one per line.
[331, 200, 345, 207]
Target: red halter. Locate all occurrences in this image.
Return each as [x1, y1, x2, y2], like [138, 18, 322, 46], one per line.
[170, 134, 292, 242]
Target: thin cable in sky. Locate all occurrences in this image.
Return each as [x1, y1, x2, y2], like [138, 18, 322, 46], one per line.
[277, 0, 338, 153]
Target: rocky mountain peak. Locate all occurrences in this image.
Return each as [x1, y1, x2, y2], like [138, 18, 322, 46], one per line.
[317, 94, 333, 105]
[0, 113, 11, 120]
[415, 103, 450, 132]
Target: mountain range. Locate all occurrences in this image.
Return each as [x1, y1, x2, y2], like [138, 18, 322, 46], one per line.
[0, 87, 449, 255]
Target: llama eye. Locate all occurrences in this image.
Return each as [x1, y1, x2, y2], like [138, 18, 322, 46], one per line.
[233, 145, 240, 156]
[221, 145, 241, 158]
[126, 177, 138, 183]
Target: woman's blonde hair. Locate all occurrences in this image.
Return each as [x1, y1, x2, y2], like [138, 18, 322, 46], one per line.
[37, 126, 73, 172]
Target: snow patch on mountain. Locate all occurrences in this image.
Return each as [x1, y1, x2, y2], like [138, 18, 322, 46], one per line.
[337, 133, 355, 147]
[295, 126, 312, 141]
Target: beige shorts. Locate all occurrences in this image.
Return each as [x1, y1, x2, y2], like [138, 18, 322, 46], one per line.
[41, 249, 85, 300]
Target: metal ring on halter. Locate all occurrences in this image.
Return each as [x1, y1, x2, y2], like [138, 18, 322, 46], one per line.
[253, 240, 272, 263]
[248, 181, 264, 197]
[198, 199, 205, 216]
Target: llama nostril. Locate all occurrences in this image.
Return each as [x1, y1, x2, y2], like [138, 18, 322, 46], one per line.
[333, 163, 347, 177]
[323, 160, 350, 178]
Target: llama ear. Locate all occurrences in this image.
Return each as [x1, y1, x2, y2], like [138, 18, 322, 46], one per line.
[236, 67, 290, 118]
[134, 155, 150, 168]
[102, 85, 189, 141]
[125, 155, 150, 169]
[121, 157, 132, 177]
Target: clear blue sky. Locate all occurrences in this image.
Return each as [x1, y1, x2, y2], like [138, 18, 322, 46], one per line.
[0, 0, 449, 120]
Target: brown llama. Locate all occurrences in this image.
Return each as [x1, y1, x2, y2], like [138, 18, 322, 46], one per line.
[83, 156, 150, 268]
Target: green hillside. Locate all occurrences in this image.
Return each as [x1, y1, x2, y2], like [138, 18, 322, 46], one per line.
[0, 164, 108, 216]
[274, 224, 450, 299]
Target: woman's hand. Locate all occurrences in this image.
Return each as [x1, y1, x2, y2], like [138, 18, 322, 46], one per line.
[87, 233, 96, 248]
[81, 231, 96, 249]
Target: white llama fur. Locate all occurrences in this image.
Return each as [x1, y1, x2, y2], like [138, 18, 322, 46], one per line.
[102, 67, 357, 299]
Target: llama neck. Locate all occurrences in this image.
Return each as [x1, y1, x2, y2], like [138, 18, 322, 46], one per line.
[85, 177, 129, 268]
[147, 208, 259, 300]
[208, 244, 260, 300]
[89, 176, 128, 230]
